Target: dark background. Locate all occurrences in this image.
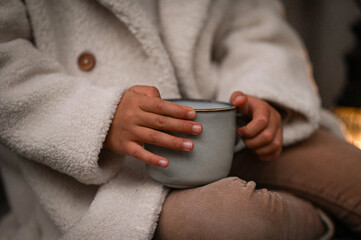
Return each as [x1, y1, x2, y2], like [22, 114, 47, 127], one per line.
[282, 0, 360, 108]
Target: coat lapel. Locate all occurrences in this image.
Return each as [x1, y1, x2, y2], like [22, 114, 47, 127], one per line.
[96, 0, 213, 99]
[158, 0, 212, 98]
[96, 0, 180, 95]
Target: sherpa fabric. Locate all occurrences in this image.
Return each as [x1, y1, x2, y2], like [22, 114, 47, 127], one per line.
[0, 0, 341, 239]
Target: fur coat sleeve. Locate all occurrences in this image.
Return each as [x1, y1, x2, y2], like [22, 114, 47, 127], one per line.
[0, 0, 125, 184]
[216, 0, 321, 144]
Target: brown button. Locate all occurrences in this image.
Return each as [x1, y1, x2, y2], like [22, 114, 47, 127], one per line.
[78, 52, 96, 71]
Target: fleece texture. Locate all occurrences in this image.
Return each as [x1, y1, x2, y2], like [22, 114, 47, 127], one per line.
[0, 0, 341, 239]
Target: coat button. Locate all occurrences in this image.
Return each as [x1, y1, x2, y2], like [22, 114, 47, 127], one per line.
[78, 52, 96, 71]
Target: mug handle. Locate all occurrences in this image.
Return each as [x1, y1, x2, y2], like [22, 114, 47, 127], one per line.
[234, 113, 251, 153]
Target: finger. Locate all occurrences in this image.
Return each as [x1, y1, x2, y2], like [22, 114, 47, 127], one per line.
[238, 105, 270, 138]
[125, 142, 169, 168]
[135, 127, 194, 152]
[242, 111, 281, 149]
[139, 112, 202, 135]
[253, 128, 283, 156]
[257, 148, 282, 161]
[243, 128, 273, 149]
[129, 85, 161, 98]
[140, 98, 196, 120]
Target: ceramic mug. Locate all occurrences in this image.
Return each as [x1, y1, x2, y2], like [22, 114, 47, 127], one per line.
[145, 99, 248, 189]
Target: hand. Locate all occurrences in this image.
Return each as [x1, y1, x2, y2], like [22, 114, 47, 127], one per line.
[104, 85, 202, 168]
[230, 91, 283, 161]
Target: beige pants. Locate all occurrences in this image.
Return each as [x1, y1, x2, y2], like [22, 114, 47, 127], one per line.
[155, 130, 361, 240]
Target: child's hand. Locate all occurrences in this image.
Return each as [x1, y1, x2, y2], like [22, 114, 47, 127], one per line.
[104, 85, 202, 168]
[230, 91, 283, 161]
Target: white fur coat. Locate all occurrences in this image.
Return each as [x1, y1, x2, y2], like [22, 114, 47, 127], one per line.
[0, 0, 341, 239]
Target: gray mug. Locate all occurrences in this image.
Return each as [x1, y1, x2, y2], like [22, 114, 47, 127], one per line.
[145, 99, 247, 188]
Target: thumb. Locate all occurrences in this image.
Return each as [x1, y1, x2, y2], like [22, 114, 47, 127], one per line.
[230, 91, 246, 105]
[230, 91, 250, 115]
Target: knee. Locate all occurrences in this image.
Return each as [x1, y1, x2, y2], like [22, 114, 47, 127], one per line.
[157, 177, 286, 240]
[217, 177, 286, 239]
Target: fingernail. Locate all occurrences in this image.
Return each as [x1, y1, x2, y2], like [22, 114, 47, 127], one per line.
[235, 96, 244, 103]
[192, 124, 202, 134]
[159, 159, 168, 168]
[183, 141, 193, 151]
[187, 110, 196, 119]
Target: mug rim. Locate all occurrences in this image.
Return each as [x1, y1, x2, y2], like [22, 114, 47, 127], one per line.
[165, 98, 236, 112]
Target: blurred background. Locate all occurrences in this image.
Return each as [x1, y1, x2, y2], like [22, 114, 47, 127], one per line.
[282, 0, 359, 108]
[283, 2, 361, 237]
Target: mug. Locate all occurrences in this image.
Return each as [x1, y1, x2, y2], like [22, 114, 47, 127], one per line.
[145, 99, 248, 188]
